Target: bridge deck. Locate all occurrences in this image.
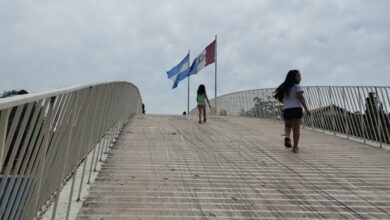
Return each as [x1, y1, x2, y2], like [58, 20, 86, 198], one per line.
[77, 115, 390, 219]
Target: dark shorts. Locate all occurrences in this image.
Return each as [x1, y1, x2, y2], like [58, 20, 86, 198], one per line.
[283, 107, 303, 120]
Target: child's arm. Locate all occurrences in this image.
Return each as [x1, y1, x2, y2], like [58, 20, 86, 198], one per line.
[297, 92, 310, 115]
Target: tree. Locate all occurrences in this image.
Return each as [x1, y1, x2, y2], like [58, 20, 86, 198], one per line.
[1, 89, 30, 174]
[364, 92, 390, 144]
[252, 96, 281, 119]
[1, 90, 28, 98]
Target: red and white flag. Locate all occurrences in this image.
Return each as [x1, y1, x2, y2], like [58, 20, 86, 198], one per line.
[188, 40, 216, 75]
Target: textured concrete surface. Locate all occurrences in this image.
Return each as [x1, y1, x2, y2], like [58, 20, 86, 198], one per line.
[77, 115, 390, 219]
[42, 138, 109, 220]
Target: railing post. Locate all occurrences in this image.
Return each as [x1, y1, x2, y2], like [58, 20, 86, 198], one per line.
[94, 141, 102, 171]
[102, 86, 117, 159]
[105, 129, 111, 154]
[307, 87, 314, 130]
[94, 85, 109, 171]
[0, 109, 10, 172]
[65, 88, 94, 220]
[33, 96, 55, 219]
[76, 157, 88, 202]
[318, 87, 325, 133]
[375, 88, 382, 148]
[378, 88, 390, 146]
[87, 146, 97, 183]
[51, 93, 79, 220]
[348, 87, 360, 138]
[330, 87, 336, 135]
[8, 100, 48, 220]
[100, 91, 113, 161]
[76, 88, 99, 201]
[0, 109, 10, 218]
[82, 86, 101, 186]
[358, 88, 366, 144]
[342, 88, 349, 139]
[111, 88, 121, 146]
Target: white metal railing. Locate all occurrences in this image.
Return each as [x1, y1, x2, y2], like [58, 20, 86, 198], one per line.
[190, 86, 390, 148]
[0, 81, 142, 220]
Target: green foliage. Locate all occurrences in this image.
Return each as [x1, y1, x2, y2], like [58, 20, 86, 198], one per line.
[1, 90, 28, 98]
[249, 93, 390, 145]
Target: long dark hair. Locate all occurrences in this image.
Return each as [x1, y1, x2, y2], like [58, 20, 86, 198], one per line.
[273, 70, 300, 102]
[197, 84, 206, 95]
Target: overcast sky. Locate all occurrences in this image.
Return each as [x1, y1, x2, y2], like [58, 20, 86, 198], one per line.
[1, 0, 389, 114]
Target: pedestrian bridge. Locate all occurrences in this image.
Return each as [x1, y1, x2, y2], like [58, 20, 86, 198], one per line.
[0, 82, 389, 219]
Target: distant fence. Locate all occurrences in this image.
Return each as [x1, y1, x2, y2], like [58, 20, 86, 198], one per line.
[191, 86, 390, 148]
[0, 82, 142, 220]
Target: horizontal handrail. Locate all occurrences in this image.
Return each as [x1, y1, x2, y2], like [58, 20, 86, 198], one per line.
[0, 81, 130, 110]
[0, 81, 142, 219]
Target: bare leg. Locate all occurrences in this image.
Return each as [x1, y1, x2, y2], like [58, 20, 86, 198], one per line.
[203, 107, 207, 122]
[292, 119, 301, 152]
[198, 107, 202, 123]
[284, 120, 292, 138]
[284, 120, 292, 147]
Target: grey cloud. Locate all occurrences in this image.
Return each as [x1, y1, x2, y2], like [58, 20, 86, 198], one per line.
[1, 0, 390, 114]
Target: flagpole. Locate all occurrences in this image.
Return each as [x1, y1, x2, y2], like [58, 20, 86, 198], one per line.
[214, 34, 218, 115]
[187, 50, 190, 114]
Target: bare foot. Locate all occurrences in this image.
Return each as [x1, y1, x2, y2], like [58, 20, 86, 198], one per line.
[292, 147, 299, 153]
[284, 137, 292, 148]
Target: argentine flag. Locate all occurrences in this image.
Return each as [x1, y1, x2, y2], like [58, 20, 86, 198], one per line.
[167, 53, 190, 89]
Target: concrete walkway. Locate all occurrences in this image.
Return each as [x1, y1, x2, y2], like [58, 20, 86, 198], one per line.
[77, 115, 390, 219]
